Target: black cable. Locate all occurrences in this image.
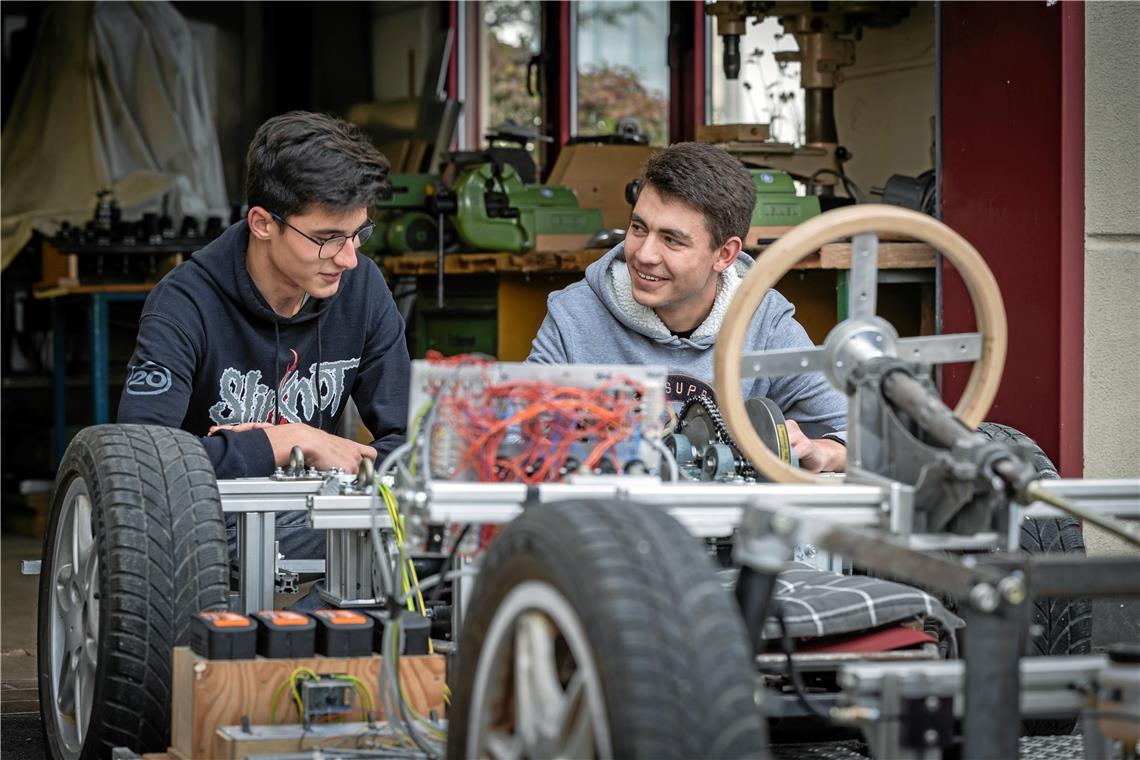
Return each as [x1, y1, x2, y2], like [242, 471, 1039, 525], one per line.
[775, 604, 834, 722]
[428, 523, 471, 605]
[810, 168, 866, 203]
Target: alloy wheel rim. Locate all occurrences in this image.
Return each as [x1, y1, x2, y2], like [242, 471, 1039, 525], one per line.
[48, 475, 99, 759]
[467, 580, 613, 760]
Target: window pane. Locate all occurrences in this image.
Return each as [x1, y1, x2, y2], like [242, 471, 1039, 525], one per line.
[709, 16, 803, 145]
[480, 1, 542, 152]
[575, 1, 668, 145]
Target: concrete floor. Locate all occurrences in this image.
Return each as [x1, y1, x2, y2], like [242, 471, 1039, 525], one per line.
[1, 533, 47, 759]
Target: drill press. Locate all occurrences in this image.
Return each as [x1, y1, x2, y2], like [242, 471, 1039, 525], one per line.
[704, 1, 911, 192]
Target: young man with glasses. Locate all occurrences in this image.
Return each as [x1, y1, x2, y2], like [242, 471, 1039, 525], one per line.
[118, 111, 409, 560]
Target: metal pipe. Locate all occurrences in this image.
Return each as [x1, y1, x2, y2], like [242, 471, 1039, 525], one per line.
[804, 88, 838, 144]
[436, 211, 445, 307]
[1009, 470, 1140, 549]
[881, 369, 974, 447]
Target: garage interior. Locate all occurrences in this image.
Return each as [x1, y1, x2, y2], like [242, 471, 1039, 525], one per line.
[1, 1, 1138, 759]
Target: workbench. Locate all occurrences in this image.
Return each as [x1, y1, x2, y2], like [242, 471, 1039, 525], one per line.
[381, 238, 937, 360]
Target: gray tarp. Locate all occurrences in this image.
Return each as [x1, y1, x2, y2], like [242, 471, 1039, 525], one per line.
[1, 1, 228, 269]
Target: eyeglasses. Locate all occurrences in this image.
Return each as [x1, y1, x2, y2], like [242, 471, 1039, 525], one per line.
[270, 212, 375, 260]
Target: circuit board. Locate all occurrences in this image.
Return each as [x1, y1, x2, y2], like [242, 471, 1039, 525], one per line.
[408, 360, 668, 482]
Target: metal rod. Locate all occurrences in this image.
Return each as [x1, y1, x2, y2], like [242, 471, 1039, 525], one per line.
[977, 554, 1140, 598]
[1019, 475, 1140, 548]
[817, 524, 1005, 599]
[881, 369, 974, 447]
[436, 212, 445, 308]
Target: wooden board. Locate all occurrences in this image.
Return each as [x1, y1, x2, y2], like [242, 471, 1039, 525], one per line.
[815, 242, 936, 269]
[381, 249, 609, 276]
[696, 122, 771, 143]
[381, 241, 935, 278]
[33, 282, 156, 299]
[534, 232, 594, 252]
[169, 647, 446, 760]
[545, 143, 657, 230]
[34, 241, 182, 294]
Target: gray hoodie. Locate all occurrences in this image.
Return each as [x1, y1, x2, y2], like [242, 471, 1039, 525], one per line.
[527, 242, 847, 436]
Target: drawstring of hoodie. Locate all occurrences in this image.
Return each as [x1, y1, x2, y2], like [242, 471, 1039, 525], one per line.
[315, 313, 324, 428]
[272, 321, 281, 424]
[270, 306, 324, 428]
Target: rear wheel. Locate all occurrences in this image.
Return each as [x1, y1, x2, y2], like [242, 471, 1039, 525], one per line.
[447, 500, 768, 759]
[979, 422, 1092, 735]
[38, 425, 228, 758]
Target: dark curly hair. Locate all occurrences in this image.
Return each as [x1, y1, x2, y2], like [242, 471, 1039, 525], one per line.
[638, 142, 755, 247]
[245, 111, 391, 217]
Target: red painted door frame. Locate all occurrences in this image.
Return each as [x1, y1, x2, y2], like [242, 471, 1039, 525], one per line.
[668, 0, 706, 142]
[940, 1, 1084, 475]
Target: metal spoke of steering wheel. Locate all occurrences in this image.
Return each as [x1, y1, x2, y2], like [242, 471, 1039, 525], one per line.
[895, 333, 983, 364]
[849, 232, 880, 322]
[740, 346, 827, 379]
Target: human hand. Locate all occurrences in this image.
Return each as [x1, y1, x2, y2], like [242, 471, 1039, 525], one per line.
[785, 419, 847, 473]
[263, 423, 378, 474]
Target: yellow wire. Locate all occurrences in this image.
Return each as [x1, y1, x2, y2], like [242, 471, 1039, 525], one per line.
[332, 674, 374, 721]
[407, 401, 432, 474]
[379, 482, 436, 655]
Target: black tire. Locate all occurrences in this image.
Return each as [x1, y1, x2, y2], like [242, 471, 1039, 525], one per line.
[447, 500, 768, 759]
[978, 422, 1092, 735]
[38, 425, 229, 759]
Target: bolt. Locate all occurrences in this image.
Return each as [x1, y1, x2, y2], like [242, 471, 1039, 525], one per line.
[803, 543, 818, 558]
[998, 575, 1027, 606]
[969, 582, 999, 613]
[770, 513, 796, 536]
[925, 695, 940, 712]
[924, 728, 939, 746]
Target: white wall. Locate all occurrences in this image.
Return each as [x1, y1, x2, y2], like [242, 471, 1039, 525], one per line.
[1083, 2, 1140, 645]
[835, 2, 936, 193]
[1084, 1, 1140, 481]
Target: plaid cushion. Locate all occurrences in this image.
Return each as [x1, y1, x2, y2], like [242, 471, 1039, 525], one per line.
[758, 562, 964, 641]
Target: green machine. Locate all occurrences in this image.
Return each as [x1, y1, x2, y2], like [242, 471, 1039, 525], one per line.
[750, 169, 821, 227]
[450, 162, 603, 254]
[372, 173, 444, 255]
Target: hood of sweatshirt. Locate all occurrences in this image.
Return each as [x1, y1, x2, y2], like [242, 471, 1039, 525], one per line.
[189, 220, 337, 327]
[582, 241, 754, 349]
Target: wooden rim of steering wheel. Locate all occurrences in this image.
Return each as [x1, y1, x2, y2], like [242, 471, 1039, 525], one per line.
[713, 204, 1007, 485]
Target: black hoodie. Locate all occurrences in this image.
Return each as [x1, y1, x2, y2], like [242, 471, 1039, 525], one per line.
[117, 220, 410, 479]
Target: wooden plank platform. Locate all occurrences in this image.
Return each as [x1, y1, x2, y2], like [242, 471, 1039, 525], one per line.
[381, 239, 936, 277]
[169, 647, 446, 760]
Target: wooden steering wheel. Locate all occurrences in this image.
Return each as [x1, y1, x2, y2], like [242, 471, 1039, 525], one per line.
[713, 204, 1007, 485]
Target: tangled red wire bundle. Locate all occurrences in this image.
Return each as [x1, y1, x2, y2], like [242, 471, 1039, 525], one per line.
[430, 361, 647, 484]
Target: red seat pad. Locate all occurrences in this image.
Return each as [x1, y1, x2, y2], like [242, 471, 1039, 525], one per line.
[796, 625, 936, 654]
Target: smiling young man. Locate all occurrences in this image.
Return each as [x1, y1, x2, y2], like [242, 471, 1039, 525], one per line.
[527, 141, 846, 472]
[118, 111, 410, 557]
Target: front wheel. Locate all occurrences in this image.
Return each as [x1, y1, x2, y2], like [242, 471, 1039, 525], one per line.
[38, 425, 229, 758]
[447, 500, 768, 759]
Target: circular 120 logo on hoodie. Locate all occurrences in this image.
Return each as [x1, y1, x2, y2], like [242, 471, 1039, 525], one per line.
[126, 361, 172, 395]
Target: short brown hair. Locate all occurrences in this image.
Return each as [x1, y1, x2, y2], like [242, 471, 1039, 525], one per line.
[245, 111, 390, 217]
[638, 142, 755, 247]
